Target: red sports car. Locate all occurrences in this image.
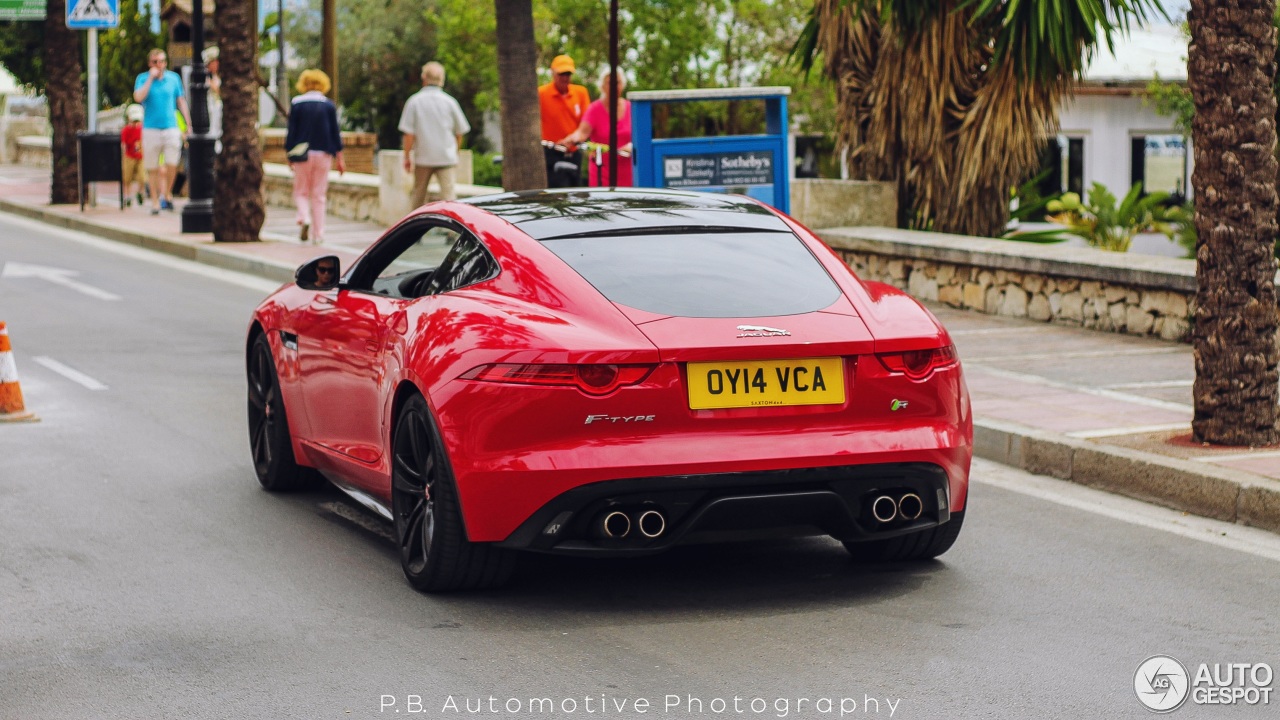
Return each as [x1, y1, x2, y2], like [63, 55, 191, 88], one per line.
[246, 189, 971, 592]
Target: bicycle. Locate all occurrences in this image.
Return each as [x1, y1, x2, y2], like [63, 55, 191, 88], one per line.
[581, 141, 633, 187]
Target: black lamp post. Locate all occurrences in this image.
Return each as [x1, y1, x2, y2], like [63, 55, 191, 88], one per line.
[182, 0, 215, 234]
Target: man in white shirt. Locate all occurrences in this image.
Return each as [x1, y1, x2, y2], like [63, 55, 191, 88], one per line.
[399, 62, 471, 204]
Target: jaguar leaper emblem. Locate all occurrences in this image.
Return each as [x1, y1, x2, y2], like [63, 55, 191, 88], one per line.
[736, 325, 790, 338]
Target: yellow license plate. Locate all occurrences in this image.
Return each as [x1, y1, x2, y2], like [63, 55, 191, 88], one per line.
[687, 357, 845, 410]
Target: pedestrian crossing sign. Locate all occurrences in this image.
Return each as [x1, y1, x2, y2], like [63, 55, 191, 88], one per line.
[66, 0, 117, 29]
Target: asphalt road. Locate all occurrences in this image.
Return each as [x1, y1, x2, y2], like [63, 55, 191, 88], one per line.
[1, 214, 1277, 719]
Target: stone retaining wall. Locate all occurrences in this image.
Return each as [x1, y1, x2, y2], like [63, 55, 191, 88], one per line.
[15, 135, 50, 167]
[261, 162, 500, 224]
[789, 178, 896, 230]
[820, 227, 1280, 343]
[260, 129, 378, 174]
[4, 119, 49, 164]
[262, 163, 381, 222]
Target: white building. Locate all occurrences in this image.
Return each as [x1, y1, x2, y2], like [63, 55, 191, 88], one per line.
[1047, 24, 1191, 202]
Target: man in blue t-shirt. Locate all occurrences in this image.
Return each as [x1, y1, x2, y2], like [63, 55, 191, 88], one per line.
[133, 48, 191, 216]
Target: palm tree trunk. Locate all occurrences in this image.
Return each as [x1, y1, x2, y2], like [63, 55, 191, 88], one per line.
[213, 0, 266, 242]
[1188, 0, 1280, 446]
[45, 0, 86, 205]
[494, 0, 545, 190]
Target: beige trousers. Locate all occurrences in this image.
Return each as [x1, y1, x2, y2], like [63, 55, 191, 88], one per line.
[411, 165, 458, 206]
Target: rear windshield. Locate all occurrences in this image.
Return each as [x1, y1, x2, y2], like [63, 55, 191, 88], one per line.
[541, 232, 842, 318]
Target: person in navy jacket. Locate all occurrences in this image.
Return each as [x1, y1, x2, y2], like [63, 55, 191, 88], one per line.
[286, 69, 345, 244]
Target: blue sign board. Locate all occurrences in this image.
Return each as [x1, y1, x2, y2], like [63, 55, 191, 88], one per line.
[66, 0, 117, 29]
[630, 87, 791, 213]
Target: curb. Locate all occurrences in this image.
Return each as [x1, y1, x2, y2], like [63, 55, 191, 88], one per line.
[0, 197, 297, 284]
[5, 198, 1277, 536]
[975, 419, 1280, 534]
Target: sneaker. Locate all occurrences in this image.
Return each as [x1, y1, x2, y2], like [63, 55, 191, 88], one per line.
[150, 208, 160, 216]
[299, 224, 309, 242]
[160, 199, 174, 211]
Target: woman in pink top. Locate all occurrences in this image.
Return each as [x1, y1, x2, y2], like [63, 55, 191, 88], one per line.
[561, 71, 632, 187]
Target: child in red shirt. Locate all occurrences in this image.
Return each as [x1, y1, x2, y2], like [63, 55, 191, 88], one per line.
[120, 105, 146, 207]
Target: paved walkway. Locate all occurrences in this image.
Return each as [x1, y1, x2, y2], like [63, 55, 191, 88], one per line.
[2, 165, 1277, 531]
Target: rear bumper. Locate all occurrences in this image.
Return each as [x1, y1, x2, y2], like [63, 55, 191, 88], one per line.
[497, 462, 955, 556]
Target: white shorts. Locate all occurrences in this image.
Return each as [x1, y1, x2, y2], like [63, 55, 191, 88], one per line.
[142, 128, 183, 169]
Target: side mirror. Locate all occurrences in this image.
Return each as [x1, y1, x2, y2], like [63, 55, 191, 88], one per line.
[296, 255, 341, 291]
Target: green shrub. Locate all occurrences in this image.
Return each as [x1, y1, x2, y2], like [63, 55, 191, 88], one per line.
[1046, 182, 1179, 252]
[471, 152, 504, 188]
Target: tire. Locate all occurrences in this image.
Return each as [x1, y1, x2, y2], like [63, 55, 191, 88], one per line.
[246, 334, 312, 491]
[391, 394, 515, 592]
[843, 510, 965, 563]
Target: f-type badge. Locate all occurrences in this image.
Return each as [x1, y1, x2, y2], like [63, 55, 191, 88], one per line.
[736, 324, 791, 338]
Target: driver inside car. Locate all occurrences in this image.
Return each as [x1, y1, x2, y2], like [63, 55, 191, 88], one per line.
[314, 258, 339, 290]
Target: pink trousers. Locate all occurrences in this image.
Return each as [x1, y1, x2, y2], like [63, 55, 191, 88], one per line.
[292, 152, 332, 241]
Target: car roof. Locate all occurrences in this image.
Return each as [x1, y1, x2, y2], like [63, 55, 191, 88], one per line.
[461, 187, 790, 240]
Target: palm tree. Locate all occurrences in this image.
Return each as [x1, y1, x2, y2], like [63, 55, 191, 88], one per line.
[1187, 0, 1280, 446]
[45, 0, 85, 204]
[213, 0, 266, 242]
[798, 0, 1164, 238]
[494, 0, 545, 190]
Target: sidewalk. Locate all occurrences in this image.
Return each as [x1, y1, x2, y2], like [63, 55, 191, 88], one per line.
[2, 164, 1278, 533]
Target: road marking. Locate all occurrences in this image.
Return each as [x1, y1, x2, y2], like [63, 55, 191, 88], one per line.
[1103, 379, 1194, 389]
[1065, 423, 1189, 439]
[968, 364, 1194, 413]
[0, 213, 282, 294]
[974, 458, 1280, 563]
[1, 261, 122, 301]
[31, 356, 108, 390]
[964, 346, 1185, 363]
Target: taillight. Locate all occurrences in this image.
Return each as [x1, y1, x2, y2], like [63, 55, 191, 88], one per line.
[876, 345, 958, 380]
[460, 363, 655, 395]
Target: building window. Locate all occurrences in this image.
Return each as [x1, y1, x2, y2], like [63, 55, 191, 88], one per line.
[1028, 135, 1084, 219]
[1130, 134, 1188, 203]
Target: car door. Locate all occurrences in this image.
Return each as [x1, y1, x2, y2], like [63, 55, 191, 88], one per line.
[297, 220, 462, 471]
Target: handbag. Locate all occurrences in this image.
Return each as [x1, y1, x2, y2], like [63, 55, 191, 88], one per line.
[286, 142, 310, 162]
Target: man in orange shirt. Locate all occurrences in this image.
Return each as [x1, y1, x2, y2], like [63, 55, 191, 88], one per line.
[539, 54, 591, 187]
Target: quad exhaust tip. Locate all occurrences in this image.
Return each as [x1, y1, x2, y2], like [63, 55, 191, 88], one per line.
[870, 492, 925, 523]
[898, 493, 924, 521]
[871, 495, 898, 523]
[595, 508, 667, 541]
[637, 510, 666, 538]
[600, 511, 631, 539]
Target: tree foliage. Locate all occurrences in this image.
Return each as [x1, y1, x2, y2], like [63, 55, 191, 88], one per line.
[0, 19, 45, 93]
[1, 0, 155, 110]
[274, 0, 833, 156]
[98, 0, 160, 109]
[797, 0, 1167, 237]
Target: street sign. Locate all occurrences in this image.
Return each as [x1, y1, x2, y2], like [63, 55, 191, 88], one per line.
[0, 0, 45, 20]
[632, 87, 792, 213]
[66, 0, 117, 29]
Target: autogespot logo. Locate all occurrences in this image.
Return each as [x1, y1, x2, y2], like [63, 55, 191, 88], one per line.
[1136, 655, 1191, 713]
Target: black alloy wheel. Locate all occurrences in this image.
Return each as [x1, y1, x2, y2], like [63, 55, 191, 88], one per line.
[247, 334, 311, 491]
[391, 394, 515, 592]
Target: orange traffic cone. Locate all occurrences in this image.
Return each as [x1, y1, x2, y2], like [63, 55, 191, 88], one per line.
[0, 321, 38, 423]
